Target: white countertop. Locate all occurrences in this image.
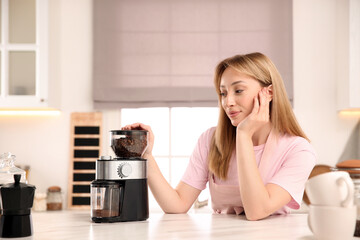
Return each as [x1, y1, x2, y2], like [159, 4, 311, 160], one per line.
[17, 210, 325, 240]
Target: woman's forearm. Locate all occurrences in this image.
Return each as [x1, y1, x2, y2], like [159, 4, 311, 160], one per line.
[236, 131, 272, 220]
[146, 154, 191, 213]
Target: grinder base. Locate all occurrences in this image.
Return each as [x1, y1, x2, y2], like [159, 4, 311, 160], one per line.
[91, 215, 148, 223]
[91, 179, 149, 223]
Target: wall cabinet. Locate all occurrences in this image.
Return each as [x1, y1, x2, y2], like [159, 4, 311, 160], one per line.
[336, 0, 360, 110]
[0, 0, 52, 109]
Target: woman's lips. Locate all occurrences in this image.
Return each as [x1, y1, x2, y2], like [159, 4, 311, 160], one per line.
[229, 111, 240, 118]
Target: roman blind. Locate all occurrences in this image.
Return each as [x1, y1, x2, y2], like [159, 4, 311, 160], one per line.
[93, 0, 293, 109]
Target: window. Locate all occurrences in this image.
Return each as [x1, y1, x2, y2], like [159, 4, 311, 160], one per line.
[93, 0, 293, 109]
[121, 107, 218, 211]
[0, 0, 48, 107]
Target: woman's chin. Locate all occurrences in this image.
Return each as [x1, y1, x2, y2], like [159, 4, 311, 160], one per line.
[230, 119, 239, 127]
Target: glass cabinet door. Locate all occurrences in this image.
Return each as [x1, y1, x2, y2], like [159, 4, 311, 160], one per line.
[9, 51, 36, 95]
[9, 0, 36, 44]
[8, 0, 36, 96]
[0, 0, 48, 108]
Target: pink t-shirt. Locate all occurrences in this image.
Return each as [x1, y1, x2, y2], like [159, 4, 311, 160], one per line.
[181, 127, 316, 214]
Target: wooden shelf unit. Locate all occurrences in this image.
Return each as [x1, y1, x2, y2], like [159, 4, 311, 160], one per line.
[67, 112, 102, 209]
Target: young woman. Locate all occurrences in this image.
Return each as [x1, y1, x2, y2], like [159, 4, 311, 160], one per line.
[122, 52, 316, 221]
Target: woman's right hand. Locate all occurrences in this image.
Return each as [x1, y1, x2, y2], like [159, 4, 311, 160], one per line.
[121, 123, 154, 157]
[236, 87, 272, 137]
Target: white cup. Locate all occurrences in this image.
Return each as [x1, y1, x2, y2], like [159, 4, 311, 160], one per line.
[305, 171, 354, 207]
[308, 204, 356, 240]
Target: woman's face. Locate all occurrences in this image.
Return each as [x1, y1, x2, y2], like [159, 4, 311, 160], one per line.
[219, 67, 263, 127]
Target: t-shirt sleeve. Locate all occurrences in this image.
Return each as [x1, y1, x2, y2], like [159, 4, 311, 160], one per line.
[180, 128, 215, 190]
[268, 139, 316, 210]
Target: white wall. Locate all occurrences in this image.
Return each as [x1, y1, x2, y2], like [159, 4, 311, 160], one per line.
[0, 0, 93, 196]
[0, 0, 358, 206]
[293, 0, 359, 165]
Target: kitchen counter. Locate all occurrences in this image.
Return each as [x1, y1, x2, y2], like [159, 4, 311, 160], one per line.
[13, 210, 326, 240]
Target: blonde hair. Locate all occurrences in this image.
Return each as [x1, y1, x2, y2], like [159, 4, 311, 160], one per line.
[208, 52, 309, 180]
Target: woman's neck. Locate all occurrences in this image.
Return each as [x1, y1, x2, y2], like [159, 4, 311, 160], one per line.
[252, 122, 272, 146]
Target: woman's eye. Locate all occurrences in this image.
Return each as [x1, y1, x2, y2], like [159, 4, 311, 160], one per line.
[235, 89, 243, 94]
[220, 92, 226, 97]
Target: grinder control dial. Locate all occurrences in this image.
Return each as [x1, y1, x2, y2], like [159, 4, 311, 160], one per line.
[117, 163, 132, 178]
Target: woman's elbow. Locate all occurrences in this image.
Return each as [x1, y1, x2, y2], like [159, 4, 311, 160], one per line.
[163, 209, 188, 214]
[162, 206, 190, 214]
[245, 214, 263, 221]
[244, 210, 270, 221]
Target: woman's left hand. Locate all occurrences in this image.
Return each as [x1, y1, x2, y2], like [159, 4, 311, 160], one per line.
[121, 122, 155, 157]
[236, 87, 271, 137]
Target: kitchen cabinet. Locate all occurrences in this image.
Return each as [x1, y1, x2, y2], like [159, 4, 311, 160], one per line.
[336, 0, 360, 111]
[0, 0, 53, 109]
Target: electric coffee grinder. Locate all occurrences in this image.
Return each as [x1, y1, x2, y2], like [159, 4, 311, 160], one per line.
[91, 130, 149, 222]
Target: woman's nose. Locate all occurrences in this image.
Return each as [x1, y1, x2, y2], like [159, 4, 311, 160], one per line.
[225, 94, 235, 107]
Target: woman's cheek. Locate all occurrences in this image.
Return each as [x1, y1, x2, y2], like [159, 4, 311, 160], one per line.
[246, 94, 258, 111]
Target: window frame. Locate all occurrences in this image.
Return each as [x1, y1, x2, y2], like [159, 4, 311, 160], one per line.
[119, 106, 217, 211]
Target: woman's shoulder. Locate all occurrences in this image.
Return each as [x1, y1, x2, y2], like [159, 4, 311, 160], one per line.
[203, 126, 216, 137]
[196, 127, 216, 147]
[279, 133, 316, 157]
[197, 126, 216, 140]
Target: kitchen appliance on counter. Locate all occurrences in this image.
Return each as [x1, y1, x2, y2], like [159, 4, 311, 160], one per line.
[91, 130, 149, 223]
[0, 174, 36, 238]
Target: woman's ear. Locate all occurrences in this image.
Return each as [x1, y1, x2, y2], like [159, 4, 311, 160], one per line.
[266, 85, 273, 101]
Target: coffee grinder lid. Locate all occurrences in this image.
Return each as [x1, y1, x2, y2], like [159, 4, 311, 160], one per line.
[110, 130, 148, 134]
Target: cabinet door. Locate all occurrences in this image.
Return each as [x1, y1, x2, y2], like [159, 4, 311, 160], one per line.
[9, 0, 36, 44]
[9, 51, 36, 96]
[0, 0, 49, 108]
